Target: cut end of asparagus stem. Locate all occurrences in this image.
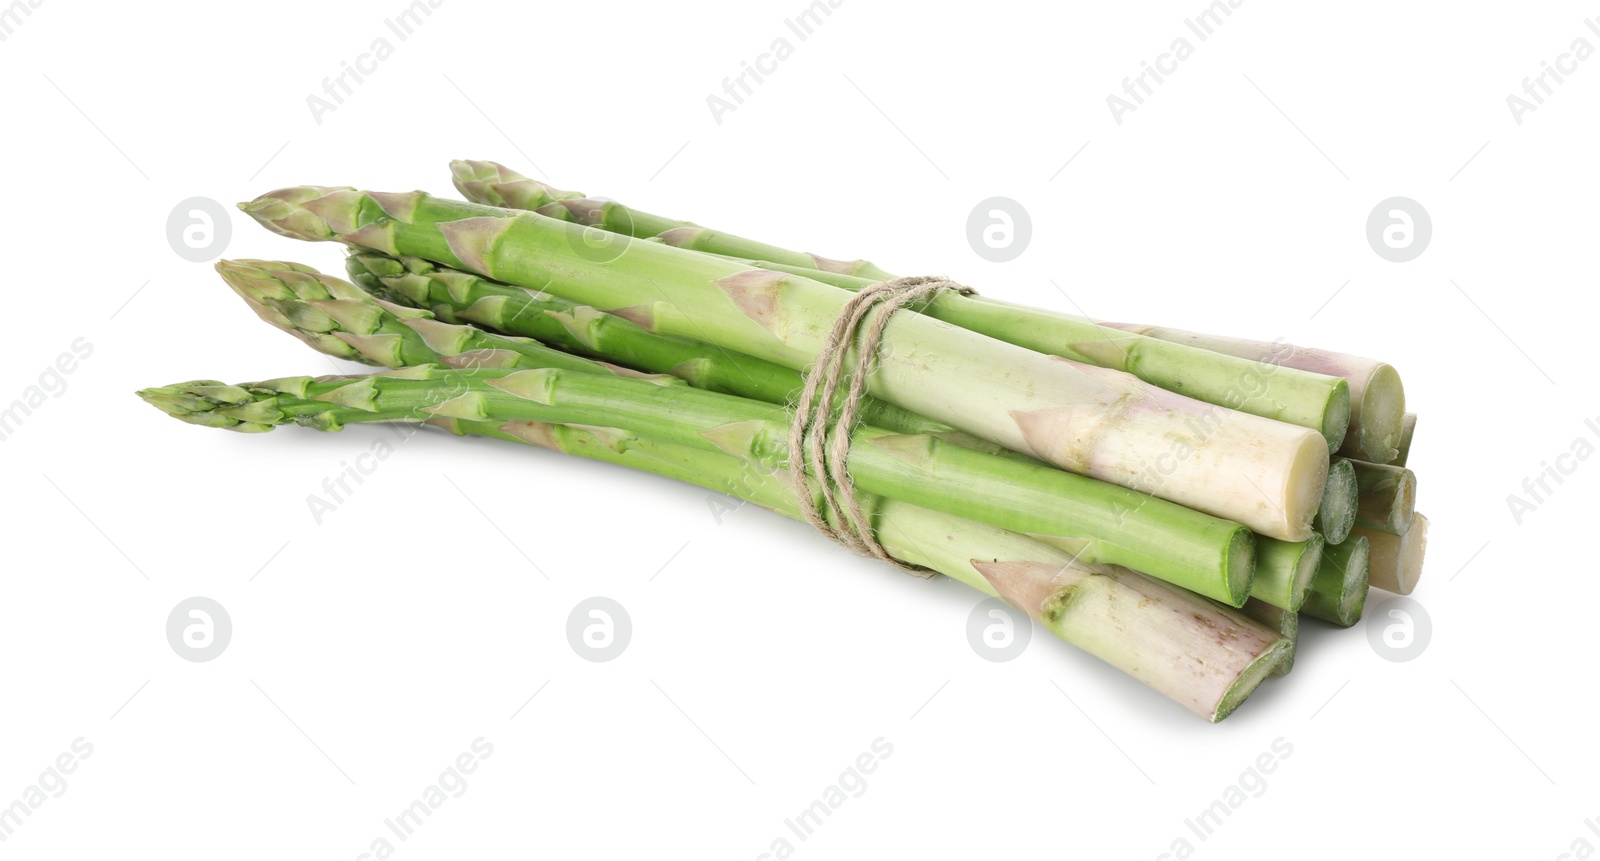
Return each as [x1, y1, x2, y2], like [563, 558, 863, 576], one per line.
[1314, 458, 1358, 545]
[1286, 534, 1326, 611]
[1280, 428, 1333, 541]
[1354, 512, 1429, 595]
[1383, 469, 1416, 533]
[1226, 529, 1258, 608]
[1350, 460, 1417, 534]
[1239, 599, 1298, 678]
[1214, 639, 1295, 722]
[1273, 618, 1299, 676]
[1321, 378, 1353, 453]
[1393, 412, 1418, 467]
[1302, 535, 1370, 628]
[1250, 534, 1325, 613]
[1344, 363, 1406, 464]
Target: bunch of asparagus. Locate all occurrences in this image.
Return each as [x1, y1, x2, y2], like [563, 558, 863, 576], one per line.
[138, 161, 1429, 721]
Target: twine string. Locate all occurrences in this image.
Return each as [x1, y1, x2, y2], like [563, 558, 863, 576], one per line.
[785, 275, 976, 571]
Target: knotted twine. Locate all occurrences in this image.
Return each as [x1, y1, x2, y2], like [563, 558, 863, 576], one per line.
[785, 275, 976, 572]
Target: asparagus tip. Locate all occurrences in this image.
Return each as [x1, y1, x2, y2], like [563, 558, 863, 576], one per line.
[137, 382, 277, 432]
[239, 186, 359, 242]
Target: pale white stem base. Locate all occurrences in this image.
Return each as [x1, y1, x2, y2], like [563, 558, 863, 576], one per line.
[984, 359, 1328, 541]
[1353, 512, 1429, 595]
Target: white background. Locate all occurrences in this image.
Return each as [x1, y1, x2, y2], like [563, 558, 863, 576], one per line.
[2, 0, 1597, 857]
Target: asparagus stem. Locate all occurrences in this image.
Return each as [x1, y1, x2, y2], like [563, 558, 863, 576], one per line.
[344, 252, 951, 436]
[1100, 325, 1405, 464]
[448, 162, 897, 279]
[242, 186, 1328, 541]
[233, 256, 955, 443]
[219, 261, 1255, 600]
[1393, 412, 1418, 467]
[1249, 534, 1324, 613]
[449, 160, 1352, 451]
[992, 565, 1288, 722]
[1240, 599, 1298, 677]
[137, 374, 1286, 721]
[1301, 535, 1370, 627]
[720, 260, 1352, 452]
[139, 365, 1258, 604]
[1353, 513, 1429, 595]
[478, 420, 1286, 721]
[344, 252, 1045, 461]
[1347, 459, 1417, 534]
[1313, 457, 1357, 545]
[217, 259, 619, 375]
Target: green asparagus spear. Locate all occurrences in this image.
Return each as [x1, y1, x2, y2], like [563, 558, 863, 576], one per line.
[140, 364, 1257, 604]
[449, 159, 1352, 450]
[240, 185, 1329, 541]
